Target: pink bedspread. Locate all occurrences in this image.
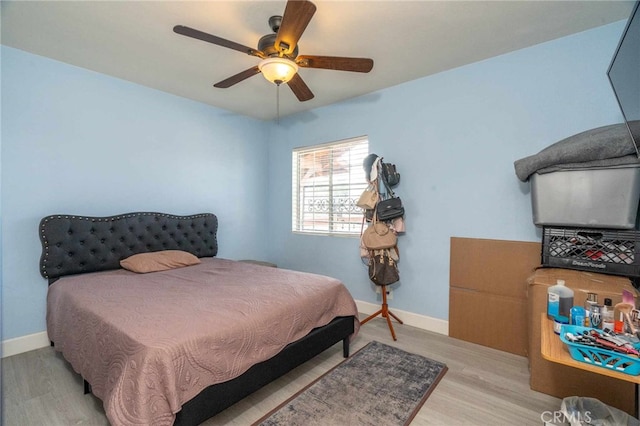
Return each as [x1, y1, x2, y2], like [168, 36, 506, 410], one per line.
[46, 258, 359, 425]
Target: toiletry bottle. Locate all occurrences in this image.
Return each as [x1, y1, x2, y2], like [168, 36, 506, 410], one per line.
[602, 298, 614, 331]
[613, 303, 627, 333]
[584, 293, 597, 327]
[614, 304, 625, 333]
[570, 306, 586, 326]
[590, 304, 602, 329]
[547, 279, 573, 322]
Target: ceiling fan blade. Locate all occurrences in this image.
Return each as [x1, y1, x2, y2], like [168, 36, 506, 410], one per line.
[174, 25, 263, 58]
[297, 55, 374, 73]
[213, 66, 261, 88]
[287, 73, 314, 102]
[275, 0, 317, 55]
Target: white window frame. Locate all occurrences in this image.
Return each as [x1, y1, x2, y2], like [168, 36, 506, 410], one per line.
[292, 136, 369, 236]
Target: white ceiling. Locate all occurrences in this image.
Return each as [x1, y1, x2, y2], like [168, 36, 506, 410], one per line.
[1, 1, 635, 121]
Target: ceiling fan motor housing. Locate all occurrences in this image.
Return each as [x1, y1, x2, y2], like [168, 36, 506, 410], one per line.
[258, 33, 298, 58]
[259, 16, 299, 59]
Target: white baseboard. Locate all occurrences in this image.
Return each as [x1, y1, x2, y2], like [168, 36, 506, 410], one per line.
[2, 331, 50, 358]
[355, 300, 449, 336]
[2, 304, 448, 358]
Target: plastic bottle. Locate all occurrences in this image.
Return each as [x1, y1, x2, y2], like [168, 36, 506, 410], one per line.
[547, 279, 573, 322]
[584, 293, 598, 327]
[590, 304, 603, 329]
[614, 309, 625, 333]
[601, 298, 614, 331]
[570, 306, 586, 326]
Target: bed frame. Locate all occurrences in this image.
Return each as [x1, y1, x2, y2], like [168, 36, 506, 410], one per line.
[39, 212, 354, 426]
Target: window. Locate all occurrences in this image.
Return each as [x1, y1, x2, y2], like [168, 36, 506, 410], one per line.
[292, 136, 369, 235]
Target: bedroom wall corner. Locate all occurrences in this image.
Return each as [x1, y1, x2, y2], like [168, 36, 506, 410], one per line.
[264, 21, 628, 328]
[1, 45, 270, 345]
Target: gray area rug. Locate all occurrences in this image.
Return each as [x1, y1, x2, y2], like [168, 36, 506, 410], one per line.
[253, 341, 448, 426]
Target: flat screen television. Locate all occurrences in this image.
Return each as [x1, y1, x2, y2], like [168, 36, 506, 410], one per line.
[608, 0, 640, 155]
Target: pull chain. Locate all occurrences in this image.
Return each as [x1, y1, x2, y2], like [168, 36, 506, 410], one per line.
[276, 84, 280, 124]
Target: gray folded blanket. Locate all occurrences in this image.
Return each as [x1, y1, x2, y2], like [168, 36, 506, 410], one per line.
[514, 123, 638, 182]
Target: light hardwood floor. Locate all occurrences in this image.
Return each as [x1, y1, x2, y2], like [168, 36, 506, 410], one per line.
[2, 314, 560, 425]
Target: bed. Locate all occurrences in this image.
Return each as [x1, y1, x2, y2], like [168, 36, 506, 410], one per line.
[39, 212, 358, 426]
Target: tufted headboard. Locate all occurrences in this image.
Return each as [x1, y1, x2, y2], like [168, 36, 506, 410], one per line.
[39, 212, 218, 281]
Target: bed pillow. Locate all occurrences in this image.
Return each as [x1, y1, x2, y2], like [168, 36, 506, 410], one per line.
[120, 250, 201, 273]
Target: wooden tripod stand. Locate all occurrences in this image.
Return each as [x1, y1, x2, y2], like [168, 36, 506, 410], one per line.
[360, 285, 403, 340]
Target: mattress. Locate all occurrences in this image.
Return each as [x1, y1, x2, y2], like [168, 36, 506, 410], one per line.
[46, 258, 359, 425]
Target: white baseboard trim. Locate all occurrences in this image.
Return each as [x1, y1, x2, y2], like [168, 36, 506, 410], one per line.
[2, 303, 449, 358]
[355, 300, 449, 336]
[2, 331, 50, 358]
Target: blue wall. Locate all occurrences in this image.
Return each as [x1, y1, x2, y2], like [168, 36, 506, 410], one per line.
[1, 47, 269, 339]
[266, 22, 627, 320]
[1, 20, 628, 341]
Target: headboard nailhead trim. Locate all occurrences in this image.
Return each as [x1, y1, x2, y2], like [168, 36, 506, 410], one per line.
[39, 212, 218, 281]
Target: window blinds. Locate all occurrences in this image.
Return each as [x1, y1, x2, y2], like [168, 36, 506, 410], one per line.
[292, 136, 369, 235]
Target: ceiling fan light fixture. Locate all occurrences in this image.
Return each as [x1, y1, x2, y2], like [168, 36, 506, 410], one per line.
[258, 57, 298, 85]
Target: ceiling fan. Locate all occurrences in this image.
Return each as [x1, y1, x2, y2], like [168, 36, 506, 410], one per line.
[173, 0, 374, 102]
